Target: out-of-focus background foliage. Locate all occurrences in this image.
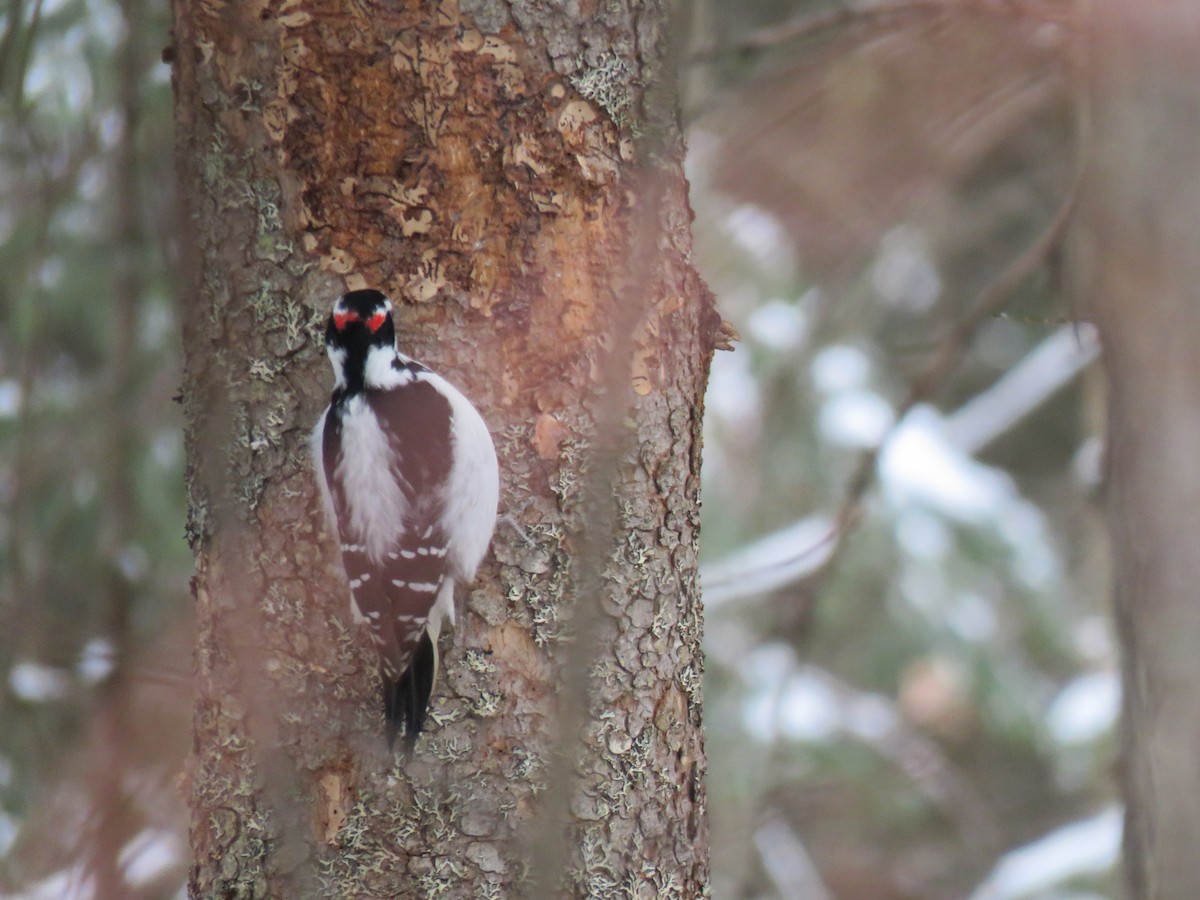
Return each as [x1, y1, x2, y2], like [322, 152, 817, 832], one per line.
[0, 0, 1115, 897]
[689, 2, 1115, 898]
[0, 0, 190, 893]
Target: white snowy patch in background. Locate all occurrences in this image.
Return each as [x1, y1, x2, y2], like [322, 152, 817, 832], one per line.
[995, 503, 1058, 588]
[25, 31, 92, 113]
[944, 590, 999, 643]
[0, 381, 22, 419]
[945, 324, 1099, 455]
[84, 0, 127, 49]
[706, 349, 761, 433]
[153, 429, 183, 468]
[97, 108, 125, 151]
[871, 225, 941, 312]
[0, 812, 15, 856]
[37, 258, 64, 291]
[120, 828, 185, 888]
[968, 805, 1121, 900]
[5, 868, 90, 900]
[810, 344, 895, 447]
[1073, 615, 1115, 665]
[704, 336, 1074, 605]
[741, 643, 799, 743]
[726, 203, 793, 269]
[743, 646, 846, 744]
[1073, 435, 1104, 489]
[879, 405, 1060, 591]
[9, 828, 187, 899]
[776, 669, 846, 744]
[703, 515, 836, 610]
[880, 406, 1013, 522]
[683, 128, 717, 188]
[819, 390, 894, 448]
[1046, 670, 1120, 746]
[839, 689, 897, 743]
[139, 302, 176, 350]
[745, 292, 815, 352]
[703, 349, 763, 488]
[741, 648, 896, 746]
[811, 344, 871, 393]
[9, 662, 69, 703]
[894, 509, 953, 561]
[77, 637, 115, 685]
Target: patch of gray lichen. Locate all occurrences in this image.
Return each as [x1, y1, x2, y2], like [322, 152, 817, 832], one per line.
[570, 51, 635, 129]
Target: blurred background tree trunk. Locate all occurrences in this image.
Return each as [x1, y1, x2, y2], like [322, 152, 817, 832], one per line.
[171, 0, 713, 895]
[1078, 3, 1200, 895]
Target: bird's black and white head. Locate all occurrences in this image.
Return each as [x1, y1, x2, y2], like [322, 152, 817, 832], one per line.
[325, 289, 397, 393]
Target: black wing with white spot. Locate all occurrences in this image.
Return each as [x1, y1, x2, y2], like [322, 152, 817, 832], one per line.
[337, 522, 449, 673]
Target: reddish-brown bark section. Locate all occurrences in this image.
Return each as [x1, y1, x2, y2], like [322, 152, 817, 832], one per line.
[173, 0, 713, 895]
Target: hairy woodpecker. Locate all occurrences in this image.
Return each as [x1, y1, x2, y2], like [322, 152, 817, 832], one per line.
[312, 289, 499, 751]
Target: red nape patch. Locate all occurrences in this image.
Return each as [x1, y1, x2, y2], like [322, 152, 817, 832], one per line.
[367, 311, 387, 333]
[334, 312, 359, 331]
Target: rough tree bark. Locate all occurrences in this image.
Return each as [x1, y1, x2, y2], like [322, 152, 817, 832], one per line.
[171, 0, 714, 896]
[1077, 4, 1200, 897]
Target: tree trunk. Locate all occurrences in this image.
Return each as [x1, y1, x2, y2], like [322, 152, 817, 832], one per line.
[1078, 4, 1200, 896]
[171, 1, 714, 896]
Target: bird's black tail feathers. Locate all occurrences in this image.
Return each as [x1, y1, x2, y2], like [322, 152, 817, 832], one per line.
[384, 631, 437, 754]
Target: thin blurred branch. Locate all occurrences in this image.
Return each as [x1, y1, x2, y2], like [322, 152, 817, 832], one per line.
[0, 0, 191, 891]
[944, 322, 1099, 455]
[702, 177, 1080, 608]
[703, 324, 1098, 609]
[902, 181, 1078, 407]
[754, 813, 833, 900]
[2, 609, 193, 894]
[708, 630, 1003, 865]
[691, 0, 1073, 65]
[87, 0, 153, 891]
[811, 666, 1002, 858]
[0, 0, 44, 110]
[0, 0, 25, 99]
[691, 0, 945, 64]
[703, 516, 837, 609]
[2, 132, 98, 663]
